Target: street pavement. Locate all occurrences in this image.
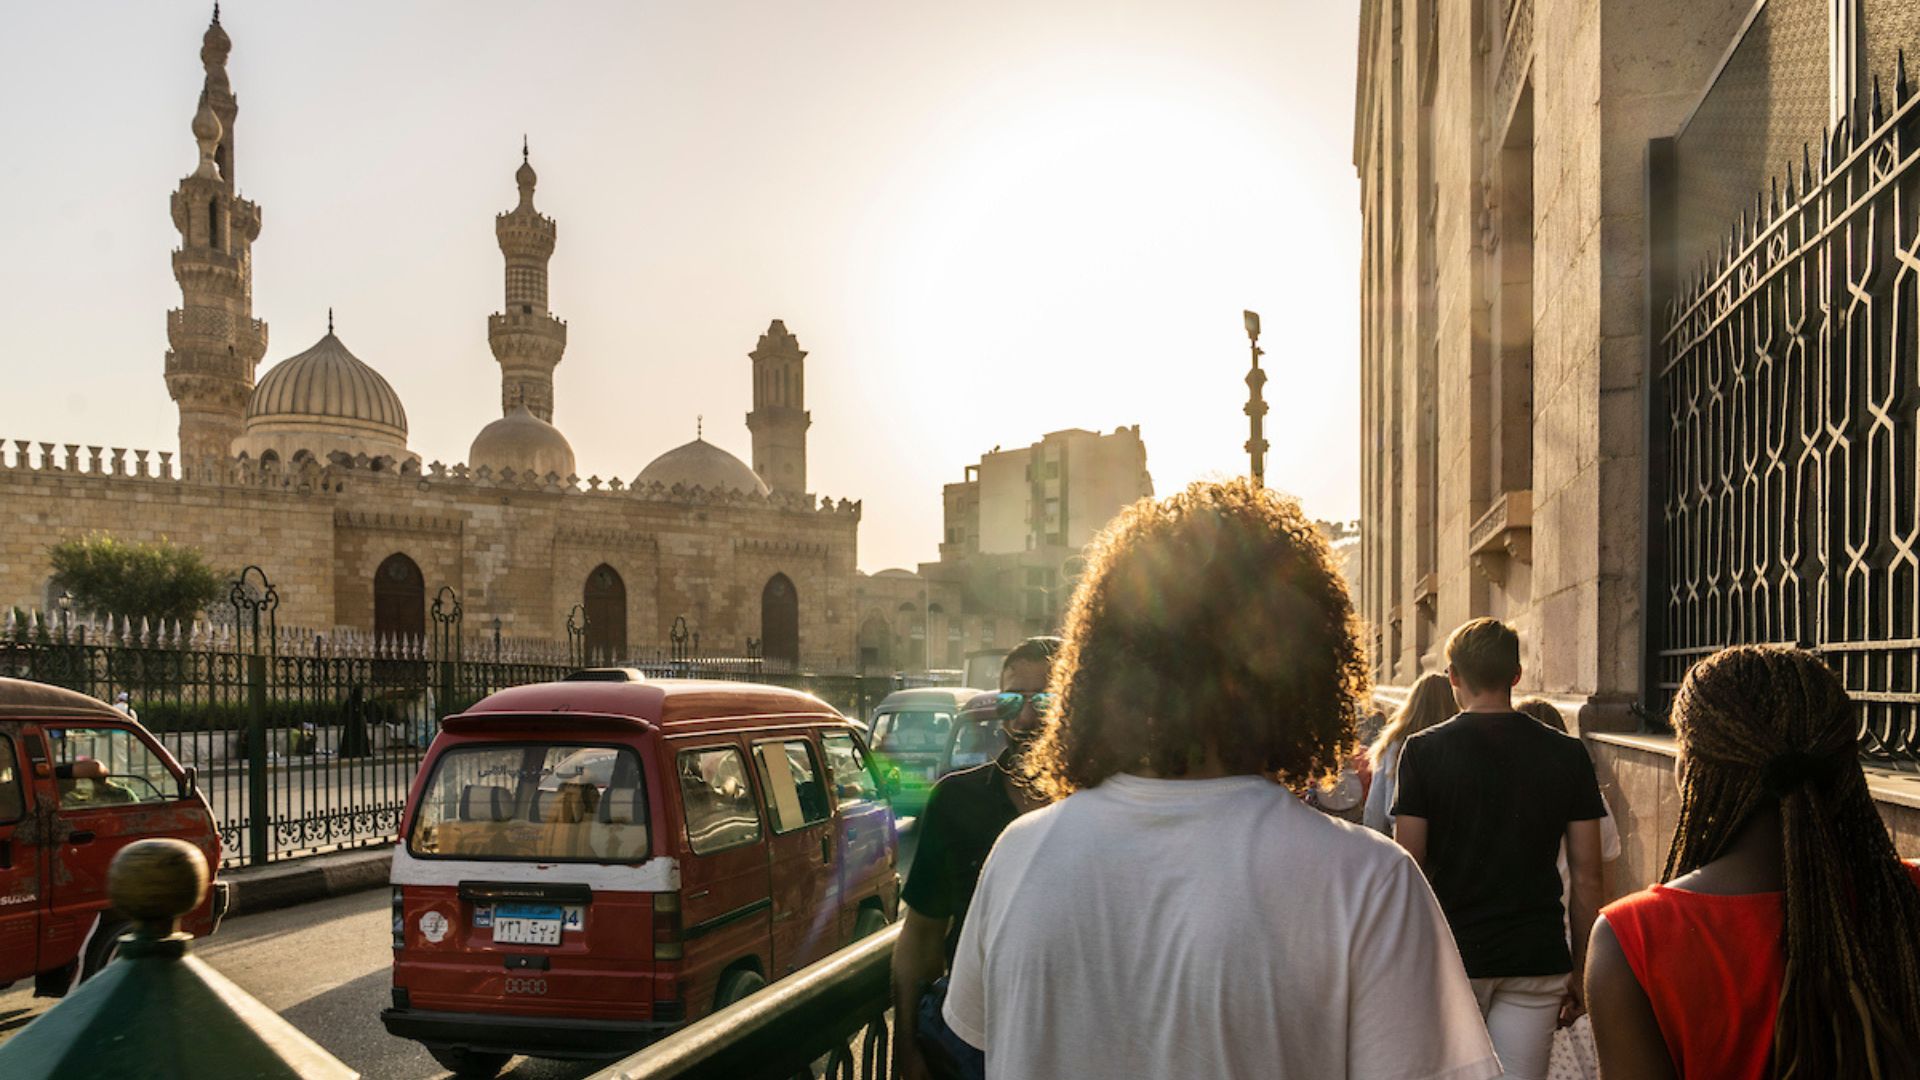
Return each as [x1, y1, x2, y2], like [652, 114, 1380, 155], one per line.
[0, 819, 921, 1078]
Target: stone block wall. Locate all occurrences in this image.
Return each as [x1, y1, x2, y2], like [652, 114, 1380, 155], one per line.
[0, 448, 862, 670]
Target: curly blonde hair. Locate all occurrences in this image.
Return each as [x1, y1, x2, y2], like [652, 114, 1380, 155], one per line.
[1019, 479, 1371, 800]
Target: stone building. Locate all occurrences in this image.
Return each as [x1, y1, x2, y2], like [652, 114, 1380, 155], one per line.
[1355, 0, 1920, 878]
[0, 11, 862, 670]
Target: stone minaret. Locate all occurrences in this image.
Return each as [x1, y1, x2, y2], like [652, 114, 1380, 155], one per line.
[488, 141, 567, 422]
[165, 6, 267, 471]
[746, 320, 810, 495]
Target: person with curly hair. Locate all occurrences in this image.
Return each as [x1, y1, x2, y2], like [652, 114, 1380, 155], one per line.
[1392, 619, 1607, 1080]
[941, 479, 1498, 1079]
[1586, 645, 1920, 1079]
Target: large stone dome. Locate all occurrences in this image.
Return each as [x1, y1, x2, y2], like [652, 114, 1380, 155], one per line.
[469, 404, 576, 479]
[638, 438, 770, 496]
[235, 331, 414, 467]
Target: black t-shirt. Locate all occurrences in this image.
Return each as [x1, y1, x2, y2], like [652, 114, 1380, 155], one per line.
[900, 760, 1020, 962]
[1392, 710, 1606, 978]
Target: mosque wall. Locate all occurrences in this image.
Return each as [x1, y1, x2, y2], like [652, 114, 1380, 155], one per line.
[0, 447, 859, 670]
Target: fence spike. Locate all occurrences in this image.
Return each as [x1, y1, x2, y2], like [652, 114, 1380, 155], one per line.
[1872, 75, 1886, 128]
[2, 607, 14, 642]
[137, 616, 151, 646]
[1899, 49, 1911, 105]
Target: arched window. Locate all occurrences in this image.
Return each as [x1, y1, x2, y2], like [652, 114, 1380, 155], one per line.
[583, 564, 628, 664]
[762, 574, 799, 668]
[372, 553, 425, 647]
[858, 614, 892, 673]
[258, 449, 280, 469]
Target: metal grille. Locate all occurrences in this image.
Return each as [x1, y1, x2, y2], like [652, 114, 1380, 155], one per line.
[1654, 62, 1920, 767]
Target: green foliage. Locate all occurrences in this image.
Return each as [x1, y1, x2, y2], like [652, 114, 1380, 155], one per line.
[48, 534, 225, 627]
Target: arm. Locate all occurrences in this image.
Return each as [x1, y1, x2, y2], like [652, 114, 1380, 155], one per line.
[1586, 915, 1677, 1080]
[1563, 817, 1603, 1016]
[890, 905, 950, 1080]
[1394, 814, 1429, 870]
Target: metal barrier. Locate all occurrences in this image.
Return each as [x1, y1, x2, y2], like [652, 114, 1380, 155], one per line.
[592, 923, 899, 1080]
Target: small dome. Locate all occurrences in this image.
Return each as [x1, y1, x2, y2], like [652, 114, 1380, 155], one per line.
[470, 405, 576, 479]
[246, 332, 408, 438]
[638, 438, 770, 496]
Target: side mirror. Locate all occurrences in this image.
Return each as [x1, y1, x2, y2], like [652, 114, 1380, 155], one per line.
[178, 765, 198, 801]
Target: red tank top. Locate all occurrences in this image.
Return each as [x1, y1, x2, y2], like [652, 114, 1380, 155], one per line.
[1602, 861, 1920, 1079]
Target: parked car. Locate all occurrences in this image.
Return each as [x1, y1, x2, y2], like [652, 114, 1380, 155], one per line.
[383, 670, 901, 1077]
[866, 687, 982, 818]
[0, 677, 228, 997]
[939, 691, 1009, 779]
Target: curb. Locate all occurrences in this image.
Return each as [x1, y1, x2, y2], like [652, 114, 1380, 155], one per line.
[220, 846, 392, 918]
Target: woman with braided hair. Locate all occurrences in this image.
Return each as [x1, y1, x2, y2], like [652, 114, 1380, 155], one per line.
[1586, 645, 1920, 1080]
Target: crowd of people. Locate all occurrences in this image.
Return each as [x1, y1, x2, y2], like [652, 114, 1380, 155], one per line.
[887, 478, 1920, 1080]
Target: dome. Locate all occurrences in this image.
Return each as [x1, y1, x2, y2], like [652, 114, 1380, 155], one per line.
[469, 404, 576, 479]
[637, 438, 770, 496]
[246, 332, 408, 438]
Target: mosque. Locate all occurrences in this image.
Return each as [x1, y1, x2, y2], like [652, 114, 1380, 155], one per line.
[0, 10, 866, 669]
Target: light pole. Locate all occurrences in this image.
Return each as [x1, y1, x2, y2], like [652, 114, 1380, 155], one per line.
[1243, 310, 1268, 487]
[58, 591, 73, 642]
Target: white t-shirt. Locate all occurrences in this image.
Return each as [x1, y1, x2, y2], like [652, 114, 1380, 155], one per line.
[945, 773, 1501, 1080]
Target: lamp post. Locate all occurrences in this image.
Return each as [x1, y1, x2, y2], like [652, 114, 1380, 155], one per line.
[1243, 310, 1268, 487]
[491, 617, 502, 661]
[58, 590, 73, 639]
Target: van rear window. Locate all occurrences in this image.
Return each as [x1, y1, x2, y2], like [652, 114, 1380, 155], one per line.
[408, 743, 649, 863]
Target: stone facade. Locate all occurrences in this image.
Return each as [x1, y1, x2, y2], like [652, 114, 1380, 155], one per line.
[1354, 0, 1755, 721]
[0, 448, 861, 668]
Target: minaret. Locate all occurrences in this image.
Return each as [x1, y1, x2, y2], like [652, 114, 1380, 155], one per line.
[488, 140, 567, 422]
[165, 6, 267, 471]
[746, 320, 810, 495]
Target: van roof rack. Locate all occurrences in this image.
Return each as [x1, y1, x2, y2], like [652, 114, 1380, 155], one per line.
[561, 667, 647, 683]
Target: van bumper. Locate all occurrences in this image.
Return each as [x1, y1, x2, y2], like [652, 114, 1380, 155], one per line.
[381, 1006, 679, 1060]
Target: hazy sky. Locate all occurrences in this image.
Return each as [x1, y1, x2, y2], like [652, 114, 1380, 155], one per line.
[0, 0, 1360, 573]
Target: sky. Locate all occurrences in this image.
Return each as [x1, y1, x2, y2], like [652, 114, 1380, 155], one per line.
[0, 0, 1361, 573]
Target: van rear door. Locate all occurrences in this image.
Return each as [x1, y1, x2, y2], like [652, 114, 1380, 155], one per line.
[749, 735, 840, 975]
[398, 739, 663, 1022]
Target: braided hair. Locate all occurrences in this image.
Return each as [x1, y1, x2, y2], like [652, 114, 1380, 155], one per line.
[1665, 645, 1920, 1079]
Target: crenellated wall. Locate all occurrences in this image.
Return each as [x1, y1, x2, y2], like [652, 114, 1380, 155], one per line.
[0, 441, 861, 670]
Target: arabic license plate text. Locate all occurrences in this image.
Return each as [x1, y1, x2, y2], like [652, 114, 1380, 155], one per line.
[492, 903, 563, 946]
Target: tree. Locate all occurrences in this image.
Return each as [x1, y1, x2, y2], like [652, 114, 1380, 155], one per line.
[48, 534, 225, 627]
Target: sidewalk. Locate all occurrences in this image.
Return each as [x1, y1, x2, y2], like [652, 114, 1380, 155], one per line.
[221, 845, 393, 917]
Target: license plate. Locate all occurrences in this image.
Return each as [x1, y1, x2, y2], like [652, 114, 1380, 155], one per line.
[492, 903, 564, 946]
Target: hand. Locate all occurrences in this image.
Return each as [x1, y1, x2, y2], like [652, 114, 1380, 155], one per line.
[895, 1041, 932, 1080]
[1559, 971, 1587, 1027]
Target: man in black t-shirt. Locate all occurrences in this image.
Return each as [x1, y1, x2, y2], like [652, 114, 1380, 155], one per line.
[891, 636, 1058, 1080]
[1394, 618, 1605, 1080]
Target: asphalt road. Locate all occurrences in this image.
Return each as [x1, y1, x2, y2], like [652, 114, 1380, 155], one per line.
[0, 820, 921, 1078]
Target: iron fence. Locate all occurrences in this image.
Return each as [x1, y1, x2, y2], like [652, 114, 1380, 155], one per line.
[1651, 55, 1920, 767]
[1, 572, 917, 868]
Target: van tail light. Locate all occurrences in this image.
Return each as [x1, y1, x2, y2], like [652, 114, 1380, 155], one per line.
[653, 891, 684, 961]
[392, 887, 405, 950]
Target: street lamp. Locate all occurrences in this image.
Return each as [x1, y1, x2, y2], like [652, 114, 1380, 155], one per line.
[1243, 310, 1268, 487]
[58, 591, 73, 642]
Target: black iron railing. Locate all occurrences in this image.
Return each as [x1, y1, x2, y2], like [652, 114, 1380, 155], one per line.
[1, 572, 916, 868]
[1651, 54, 1920, 767]
[591, 923, 898, 1080]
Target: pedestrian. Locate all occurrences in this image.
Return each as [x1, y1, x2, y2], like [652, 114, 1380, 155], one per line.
[1586, 645, 1920, 1080]
[110, 691, 138, 722]
[1362, 670, 1454, 834]
[891, 635, 1060, 1080]
[1512, 696, 1618, 1080]
[1393, 618, 1606, 1080]
[943, 480, 1499, 1080]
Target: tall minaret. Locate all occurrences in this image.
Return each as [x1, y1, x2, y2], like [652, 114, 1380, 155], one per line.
[488, 141, 567, 422]
[165, 6, 267, 471]
[746, 320, 810, 495]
